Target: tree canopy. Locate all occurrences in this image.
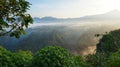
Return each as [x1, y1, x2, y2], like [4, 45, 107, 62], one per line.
[0, 0, 33, 38]
[31, 46, 74, 67]
[0, 46, 33, 67]
[96, 29, 120, 54]
[104, 49, 120, 67]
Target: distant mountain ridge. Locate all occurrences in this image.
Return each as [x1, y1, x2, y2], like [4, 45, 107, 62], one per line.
[33, 10, 120, 23]
[1, 10, 120, 55]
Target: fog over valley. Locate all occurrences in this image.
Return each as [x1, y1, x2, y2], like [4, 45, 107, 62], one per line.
[1, 10, 120, 55]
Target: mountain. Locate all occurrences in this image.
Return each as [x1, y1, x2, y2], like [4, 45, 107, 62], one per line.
[79, 10, 120, 21]
[1, 10, 120, 55]
[33, 10, 120, 23]
[33, 17, 58, 22]
[33, 16, 75, 23]
[33, 17, 41, 23]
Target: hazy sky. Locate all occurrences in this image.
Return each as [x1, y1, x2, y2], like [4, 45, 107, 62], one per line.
[28, 0, 120, 18]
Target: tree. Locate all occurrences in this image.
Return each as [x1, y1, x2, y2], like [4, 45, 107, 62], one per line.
[30, 46, 89, 67]
[86, 53, 108, 67]
[73, 56, 88, 67]
[96, 29, 120, 55]
[104, 49, 120, 67]
[0, 46, 14, 66]
[86, 29, 120, 67]
[0, 0, 33, 38]
[12, 50, 33, 67]
[31, 46, 75, 67]
[0, 46, 33, 67]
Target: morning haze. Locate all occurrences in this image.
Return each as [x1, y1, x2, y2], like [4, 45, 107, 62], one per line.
[28, 0, 120, 18]
[1, 0, 120, 66]
[1, 0, 120, 55]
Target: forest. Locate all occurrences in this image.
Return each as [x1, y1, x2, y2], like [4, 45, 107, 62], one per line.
[1, 0, 120, 67]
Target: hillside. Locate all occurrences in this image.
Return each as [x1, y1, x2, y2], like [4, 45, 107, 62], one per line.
[1, 10, 120, 55]
[0, 22, 120, 55]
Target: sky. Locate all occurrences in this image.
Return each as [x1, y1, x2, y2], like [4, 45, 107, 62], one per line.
[27, 0, 120, 18]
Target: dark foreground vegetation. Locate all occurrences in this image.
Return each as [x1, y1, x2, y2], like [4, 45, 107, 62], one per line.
[1, 29, 120, 67]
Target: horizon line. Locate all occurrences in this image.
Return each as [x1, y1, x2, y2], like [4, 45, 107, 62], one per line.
[32, 9, 120, 19]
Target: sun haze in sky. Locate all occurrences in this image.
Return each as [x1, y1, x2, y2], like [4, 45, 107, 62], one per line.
[28, 0, 120, 18]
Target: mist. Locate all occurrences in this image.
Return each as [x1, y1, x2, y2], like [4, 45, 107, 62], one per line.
[0, 21, 120, 55]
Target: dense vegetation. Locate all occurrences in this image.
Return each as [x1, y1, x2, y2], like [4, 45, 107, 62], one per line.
[1, 0, 120, 67]
[0, 46, 88, 67]
[97, 29, 120, 54]
[104, 49, 120, 67]
[87, 29, 120, 67]
[0, 46, 32, 67]
[31, 46, 74, 67]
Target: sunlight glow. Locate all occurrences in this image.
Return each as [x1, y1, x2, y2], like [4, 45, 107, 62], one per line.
[101, 0, 120, 10]
[28, 0, 120, 18]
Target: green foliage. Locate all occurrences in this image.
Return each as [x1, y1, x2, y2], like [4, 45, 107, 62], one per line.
[86, 53, 108, 67]
[30, 46, 89, 67]
[97, 29, 120, 54]
[12, 50, 33, 67]
[31, 46, 74, 67]
[0, 0, 33, 38]
[0, 46, 32, 67]
[73, 56, 88, 67]
[0, 46, 14, 67]
[87, 29, 120, 67]
[0, 45, 89, 67]
[104, 49, 120, 67]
